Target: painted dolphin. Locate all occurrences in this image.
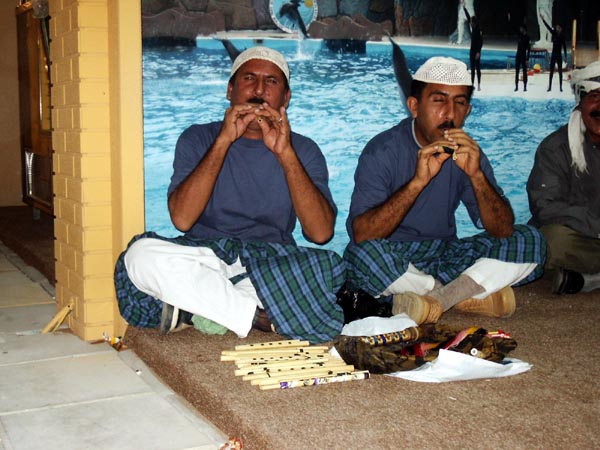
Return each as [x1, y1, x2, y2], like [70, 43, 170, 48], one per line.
[279, 0, 309, 38]
[387, 34, 413, 116]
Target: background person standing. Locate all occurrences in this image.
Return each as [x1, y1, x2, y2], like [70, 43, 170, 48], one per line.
[515, 24, 531, 92]
[541, 15, 568, 92]
[463, 0, 482, 91]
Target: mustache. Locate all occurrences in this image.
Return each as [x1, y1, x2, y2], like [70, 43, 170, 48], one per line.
[438, 121, 455, 130]
[247, 97, 265, 104]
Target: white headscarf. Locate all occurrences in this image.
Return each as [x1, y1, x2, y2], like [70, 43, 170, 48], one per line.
[568, 61, 600, 173]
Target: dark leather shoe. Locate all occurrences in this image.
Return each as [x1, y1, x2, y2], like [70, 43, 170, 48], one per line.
[252, 309, 274, 333]
[336, 287, 392, 324]
[159, 303, 193, 335]
[552, 268, 585, 295]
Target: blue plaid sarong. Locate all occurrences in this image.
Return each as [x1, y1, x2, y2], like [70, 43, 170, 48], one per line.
[343, 224, 546, 296]
[114, 232, 346, 343]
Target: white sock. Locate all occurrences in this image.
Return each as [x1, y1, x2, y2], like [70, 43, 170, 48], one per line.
[427, 275, 485, 312]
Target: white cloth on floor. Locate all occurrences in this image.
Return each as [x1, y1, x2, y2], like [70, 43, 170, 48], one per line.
[124, 237, 261, 338]
[389, 349, 531, 383]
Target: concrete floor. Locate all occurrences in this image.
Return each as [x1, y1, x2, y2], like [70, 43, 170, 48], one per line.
[0, 242, 228, 450]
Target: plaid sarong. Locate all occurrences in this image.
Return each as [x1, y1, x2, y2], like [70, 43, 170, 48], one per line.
[114, 232, 346, 343]
[343, 224, 546, 296]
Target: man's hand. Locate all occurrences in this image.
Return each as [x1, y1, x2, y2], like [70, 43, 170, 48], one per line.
[443, 128, 482, 177]
[414, 142, 453, 188]
[254, 103, 291, 155]
[444, 128, 514, 237]
[221, 103, 258, 142]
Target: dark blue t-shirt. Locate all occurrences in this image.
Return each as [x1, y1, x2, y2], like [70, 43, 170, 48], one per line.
[168, 122, 337, 245]
[346, 118, 506, 243]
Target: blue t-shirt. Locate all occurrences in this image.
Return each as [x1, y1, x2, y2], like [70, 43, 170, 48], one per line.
[168, 122, 337, 245]
[346, 118, 506, 243]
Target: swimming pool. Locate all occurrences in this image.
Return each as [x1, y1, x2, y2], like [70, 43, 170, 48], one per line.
[142, 39, 573, 254]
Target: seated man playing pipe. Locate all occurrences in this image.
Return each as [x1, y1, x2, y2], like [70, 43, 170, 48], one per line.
[344, 56, 546, 325]
[114, 47, 346, 343]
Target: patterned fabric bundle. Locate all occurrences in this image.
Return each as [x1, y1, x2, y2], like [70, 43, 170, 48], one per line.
[114, 232, 346, 343]
[333, 324, 518, 374]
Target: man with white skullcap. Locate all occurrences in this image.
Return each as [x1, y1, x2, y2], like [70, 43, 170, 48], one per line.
[527, 60, 600, 294]
[114, 47, 347, 343]
[344, 56, 545, 325]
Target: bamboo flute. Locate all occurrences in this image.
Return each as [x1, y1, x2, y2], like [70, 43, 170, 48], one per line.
[259, 370, 371, 391]
[235, 358, 342, 376]
[234, 354, 328, 366]
[247, 364, 355, 384]
[220, 346, 329, 361]
[221, 339, 370, 390]
[234, 339, 309, 350]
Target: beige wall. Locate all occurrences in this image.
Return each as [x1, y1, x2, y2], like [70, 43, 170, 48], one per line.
[0, 2, 25, 206]
[50, 0, 144, 341]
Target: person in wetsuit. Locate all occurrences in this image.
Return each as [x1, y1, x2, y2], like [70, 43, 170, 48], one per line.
[515, 24, 531, 92]
[542, 16, 568, 92]
[463, 1, 482, 91]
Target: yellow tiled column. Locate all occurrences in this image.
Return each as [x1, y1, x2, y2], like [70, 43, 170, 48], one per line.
[50, 0, 144, 340]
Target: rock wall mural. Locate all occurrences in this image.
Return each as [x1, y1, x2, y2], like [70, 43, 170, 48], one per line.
[141, 0, 599, 45]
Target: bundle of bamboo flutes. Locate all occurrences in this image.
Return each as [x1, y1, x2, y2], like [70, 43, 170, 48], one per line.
[221, 339, 370, 390]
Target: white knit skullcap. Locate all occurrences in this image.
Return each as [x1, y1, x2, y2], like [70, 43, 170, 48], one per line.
[567, 60, 600, 173]
[413, 57, 472, 86]
[230, 46, 290, 84]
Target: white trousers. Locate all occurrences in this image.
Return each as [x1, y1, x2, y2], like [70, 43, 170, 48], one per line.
[124, 238, 262, 338]
[383, 258, 537, 299]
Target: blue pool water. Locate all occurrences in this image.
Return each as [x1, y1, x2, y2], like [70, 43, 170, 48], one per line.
[143, 40, 573, 254]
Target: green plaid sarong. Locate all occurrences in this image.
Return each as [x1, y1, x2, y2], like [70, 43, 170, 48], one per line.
[343, 224, 546, 296]
[114, 232, 346, 343]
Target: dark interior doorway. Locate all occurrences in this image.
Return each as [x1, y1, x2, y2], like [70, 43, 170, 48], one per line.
[0, 206, 54, 284]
